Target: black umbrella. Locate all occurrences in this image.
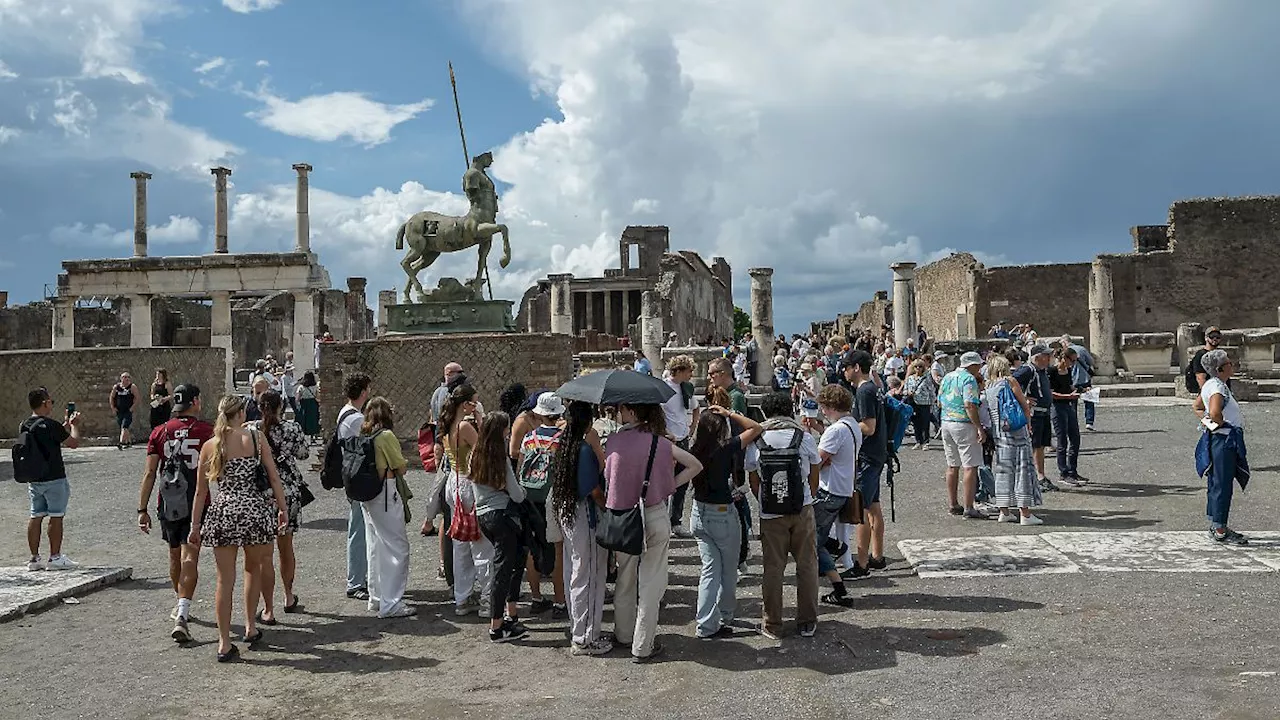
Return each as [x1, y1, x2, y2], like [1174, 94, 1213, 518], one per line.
[555, 369, 675, 406]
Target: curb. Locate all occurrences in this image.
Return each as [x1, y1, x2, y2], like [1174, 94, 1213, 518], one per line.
[0, 566, 133, 623]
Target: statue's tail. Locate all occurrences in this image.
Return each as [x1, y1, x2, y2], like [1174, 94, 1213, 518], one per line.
[394, 222, 407, 251]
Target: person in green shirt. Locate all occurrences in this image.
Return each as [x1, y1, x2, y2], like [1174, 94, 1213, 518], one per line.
[360, 397, 416, 619]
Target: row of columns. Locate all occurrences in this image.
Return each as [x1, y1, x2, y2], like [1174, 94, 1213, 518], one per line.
[546, 275, 638, 337]
[128, 164, 313, 258]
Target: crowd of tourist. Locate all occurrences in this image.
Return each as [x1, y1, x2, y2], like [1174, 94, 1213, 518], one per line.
[8, 319, 1253, 664]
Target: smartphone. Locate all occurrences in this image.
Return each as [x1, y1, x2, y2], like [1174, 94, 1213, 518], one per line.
[66, 402, 76, 415]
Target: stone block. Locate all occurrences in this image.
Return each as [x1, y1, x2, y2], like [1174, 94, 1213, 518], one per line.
[1119, 332, 1175, 375]
[0, 566, 133, 622]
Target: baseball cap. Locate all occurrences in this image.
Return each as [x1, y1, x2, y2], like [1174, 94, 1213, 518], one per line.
[801, 398, 820, 418]
[1030, 344, 1052, 357]
[959, 351, 983, 368]
[534, 393, 565, 417]
[172, 384, 200, 411]
[933, 350, 948, 359]
[1206, 326, 1222, 338]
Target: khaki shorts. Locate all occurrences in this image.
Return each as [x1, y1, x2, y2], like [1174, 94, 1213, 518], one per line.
[941, 421, 982, 469]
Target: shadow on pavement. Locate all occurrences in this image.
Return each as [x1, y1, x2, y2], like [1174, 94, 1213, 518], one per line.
[1035, 508, 1160, 529]
[850, 592, 1043, 613]
[300, 517, 349, 532]
[1067, 483, 1200, 498]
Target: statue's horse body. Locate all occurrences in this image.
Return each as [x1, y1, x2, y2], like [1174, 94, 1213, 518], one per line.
[395, 208, 510, 303]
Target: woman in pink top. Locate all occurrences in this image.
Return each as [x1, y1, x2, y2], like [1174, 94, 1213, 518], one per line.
[604, 403, 702, 663]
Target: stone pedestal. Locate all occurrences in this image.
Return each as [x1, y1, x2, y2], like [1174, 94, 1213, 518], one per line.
[1175, 322, 1203, 376]
[128, 294, 152, 348]
[292, 163, 312, 253]
[1240, 329, 1280, 376]
[52, 297, 75, 350]
[130, 171, 151, 258]
[376, 290, 397, 337]
[292, 291, 316, 373]
[640, 290, 664, 376]
[890, 261, 917, 348]
[1088, 258, 1117, 376]
[749, 267, 775, 386]
[549, 273, 574, 336]
[211, 167, 232, 254]
[386, 300, 516, 335]
[210, 291, 233, 389]
[1119, 332, 1174, 376]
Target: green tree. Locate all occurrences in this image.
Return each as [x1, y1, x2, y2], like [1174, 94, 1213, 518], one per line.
[733, 306, 752, 340]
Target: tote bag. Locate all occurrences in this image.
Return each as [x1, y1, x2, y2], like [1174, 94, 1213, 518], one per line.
[595, 434, 659, 556]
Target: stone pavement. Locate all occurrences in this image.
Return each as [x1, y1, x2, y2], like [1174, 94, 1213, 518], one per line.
[0, 565, 132, 621]
[1, 397, 1279, 720]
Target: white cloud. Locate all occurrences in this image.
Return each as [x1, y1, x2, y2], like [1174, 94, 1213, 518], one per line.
[50, 215, 204, 248]
[51, 86, 98, 138]
[222, 0, 283, 13]
[0, 127, 19, 144]
[194, 57, 227, 74]
[255, 59, 270, 68]
[245, 86, 433, 146]
[0, 60, 16, 79]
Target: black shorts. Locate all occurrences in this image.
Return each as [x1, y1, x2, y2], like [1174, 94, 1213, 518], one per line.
[116, 411, 134, 429]
[1030, 412, 1053, 448]
[160, 515, 192, 549]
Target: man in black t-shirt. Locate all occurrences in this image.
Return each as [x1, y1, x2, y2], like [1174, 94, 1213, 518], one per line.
[1187, 326, 1222, 395]
[840, 350, 888, 579]
[19, 387, 82, 571]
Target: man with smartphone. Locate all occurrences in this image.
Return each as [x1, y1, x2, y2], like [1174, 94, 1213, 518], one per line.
[16, 388, 82, 571]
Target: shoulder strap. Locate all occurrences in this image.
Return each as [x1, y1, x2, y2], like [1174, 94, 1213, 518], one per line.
[787, 428, 805, 450]
[251, 429, 261, 460]
[639, 434, 659, 503]
[338, 407, 358, 424]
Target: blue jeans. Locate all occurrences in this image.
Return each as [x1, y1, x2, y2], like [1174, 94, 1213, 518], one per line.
[691, 501, 741, 637]
[1077, 385, 1096, 426]
[1053, 401, 1080, 477]
[348, 500, 368, 591]
[1206, 433, 1237, 529]
[812, 490, 847, 575]
[28, 477, 70, 518]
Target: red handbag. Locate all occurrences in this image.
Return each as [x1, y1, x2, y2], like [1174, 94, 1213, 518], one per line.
[417, 422, 437, 472]
[446, 474, 481, 542]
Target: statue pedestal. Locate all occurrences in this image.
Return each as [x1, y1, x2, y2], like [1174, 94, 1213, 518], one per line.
[386, 300, 516, 335]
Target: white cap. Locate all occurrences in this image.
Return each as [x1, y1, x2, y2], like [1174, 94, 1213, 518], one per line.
[534, 393, 565, 417]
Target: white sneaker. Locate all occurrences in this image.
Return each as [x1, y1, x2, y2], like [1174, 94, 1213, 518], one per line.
[26, 556, 44, 571]
[1020, 514, 1044, 526]
[997, 512, 1020, 524]
[570, 639, 614, 656]
[45, 554, 78, 570]
[379, 603, 417, 619]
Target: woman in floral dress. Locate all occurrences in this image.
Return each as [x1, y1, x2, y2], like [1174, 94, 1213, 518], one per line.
[246, 390, 311, 620]
[190, 394, 289, 663]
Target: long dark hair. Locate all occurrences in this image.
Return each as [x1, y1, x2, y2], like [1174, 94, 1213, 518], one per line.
[470, 411, 510, 490]
[499, 383, 528, 419]
[688, 410, 729, 496]
[551, 401, 594, 530]
[301, 371, 317, 388]
[439, 384, 477, 442]
[259, 390, 284, 438]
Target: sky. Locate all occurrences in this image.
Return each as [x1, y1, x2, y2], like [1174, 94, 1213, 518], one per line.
[3, 1, 1280, 335]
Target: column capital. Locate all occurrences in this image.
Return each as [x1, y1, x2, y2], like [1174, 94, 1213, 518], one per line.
[292, 163, 313, 174]
[548, 273, 575, 282]
[890, 261, 917, 273]
[291, 289, 314, 301]
[130, 171, 153, 181]
[210, 166, 232, 177]
[748, 267, 774, 279]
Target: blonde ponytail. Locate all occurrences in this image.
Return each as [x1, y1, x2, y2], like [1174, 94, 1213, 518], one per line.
[205, 394, 247, 483]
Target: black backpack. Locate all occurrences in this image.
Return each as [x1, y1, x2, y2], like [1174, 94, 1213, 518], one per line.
[321, 408, 359, 490]
[755, 428, 806, 516]
[158, 427, 191, 522]
[341, 431, 385, 503]
[1185, 351, 1203, 394]
[12, 418, 49, 483]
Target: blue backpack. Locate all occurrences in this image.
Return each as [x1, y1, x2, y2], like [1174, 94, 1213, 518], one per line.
[997, 383, 1028, 432]
[883, 394, 914, 454]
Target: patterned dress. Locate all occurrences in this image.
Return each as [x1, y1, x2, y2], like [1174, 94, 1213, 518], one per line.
[984, 379, 1042, 510]
[200, 455, 279, 547]
[246, 420, 310, 532]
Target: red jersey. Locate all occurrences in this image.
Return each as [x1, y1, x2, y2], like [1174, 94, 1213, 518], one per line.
[147, 415, 215, 510]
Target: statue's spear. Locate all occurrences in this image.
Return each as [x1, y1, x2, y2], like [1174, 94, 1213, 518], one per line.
[448, 61, 493, 301]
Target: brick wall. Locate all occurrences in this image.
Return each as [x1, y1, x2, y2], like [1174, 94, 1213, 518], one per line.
[317, 333, 576, 442]
[0, 347, 227, 439]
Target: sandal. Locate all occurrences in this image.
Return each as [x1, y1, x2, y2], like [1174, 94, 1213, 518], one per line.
[821, 592, 853, 607]
[216, 644, 240, 663]
[255, 611, 278, 626]
[283, 596, 302, 613]
[242, 629, 264, 646]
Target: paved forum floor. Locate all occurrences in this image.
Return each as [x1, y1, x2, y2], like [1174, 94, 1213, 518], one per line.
[1, 396, 1278, 720]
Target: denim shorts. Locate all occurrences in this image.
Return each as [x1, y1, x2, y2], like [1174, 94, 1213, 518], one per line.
[29, 478, 71, 518]
[857, 458, 885, 505]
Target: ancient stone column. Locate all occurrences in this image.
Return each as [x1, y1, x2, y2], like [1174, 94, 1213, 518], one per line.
[621, 290, 632, 337]
[130, 171, 152, 258]
[605, 290, 617, 336]
[376, 289, 396, 336]
[549, 273, 574, 335]
[749, 267, 775, 386]
[640, 290, 665, 374]
[292, 290, 316, 373]
[1088, 257, 1117, 376]
[210, 291, 234, 389]
[128, 294, 153, 348]
[211, 166, 232, 253]
[52, 296, 76, 350]
[890, 261, 917, 348]
[292, 163, 312, 253]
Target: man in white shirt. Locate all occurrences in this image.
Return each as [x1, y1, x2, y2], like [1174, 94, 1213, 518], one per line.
[813, 384, 862, 607]
[338, 372, 372, 601]
[745, 392, 820, 639]
[662, 355, 701, 538]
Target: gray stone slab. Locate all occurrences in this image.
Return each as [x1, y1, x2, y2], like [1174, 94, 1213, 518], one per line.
[897, 535, 1081, 578]
[1041, 530, 1274, 573]
[0, 566, 132, 622]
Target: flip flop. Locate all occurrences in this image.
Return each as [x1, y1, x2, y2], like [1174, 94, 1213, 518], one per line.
[283, 596, 302, 613]
[255, 611, 278, 626]
[216, 644, 240, 663]
[242, 629, 264, 646]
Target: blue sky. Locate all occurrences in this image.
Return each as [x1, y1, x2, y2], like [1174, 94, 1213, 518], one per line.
[3, 1, 1280, 334]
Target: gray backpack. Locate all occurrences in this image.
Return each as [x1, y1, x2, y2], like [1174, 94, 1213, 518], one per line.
[158, 429, 191, 522]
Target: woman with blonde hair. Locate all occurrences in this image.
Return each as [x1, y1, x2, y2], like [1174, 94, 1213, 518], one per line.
[360, 397, 416, 618]
[189, 395, 288, 663]
[983, 354, 1043, 525]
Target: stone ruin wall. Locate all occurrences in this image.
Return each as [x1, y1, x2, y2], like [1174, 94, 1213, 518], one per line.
[914, 253, 981, 340]
[975, 262, 1091, 339]
[317, 332, 575, 443]
[658, 251, 733, 344]
[0, 346, 226, 439]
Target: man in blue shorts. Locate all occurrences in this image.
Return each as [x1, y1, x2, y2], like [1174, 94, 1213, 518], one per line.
[840, 350, 888, 579]
[18, 388, 82, 570]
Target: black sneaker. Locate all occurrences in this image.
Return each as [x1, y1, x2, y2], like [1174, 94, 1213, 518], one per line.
[1058, 475, 1080, 487]
[867, 556, 888, 571]
[1038, 477, 1059, 492]
[346, 587, 369, 601]
[530, 598, 553, 614]
[840, 564, 870, 580]
[949, 505, 964, 516]
[1210, 528, 1249, 546]
[798, 621, 817, 638]
[551, 602, 569, 619]
[490, 619, 530, 643]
